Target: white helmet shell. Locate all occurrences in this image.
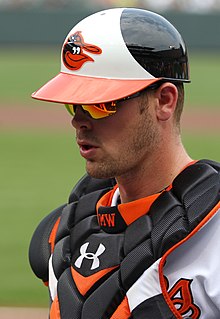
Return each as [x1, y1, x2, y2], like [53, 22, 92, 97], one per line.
[32, 8, 189, 104]
[61, 8, 155, 80]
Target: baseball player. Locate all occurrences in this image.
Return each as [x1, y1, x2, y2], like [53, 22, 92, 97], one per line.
[29, 8, 220, 319]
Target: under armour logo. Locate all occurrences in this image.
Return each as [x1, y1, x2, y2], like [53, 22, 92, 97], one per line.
[75, 242, 106, 270]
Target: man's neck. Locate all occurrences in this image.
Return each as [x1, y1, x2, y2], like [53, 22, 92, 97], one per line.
[116, 143, 192, 203]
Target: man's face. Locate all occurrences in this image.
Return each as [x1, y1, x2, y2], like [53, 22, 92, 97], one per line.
[71, 93, 160, 180]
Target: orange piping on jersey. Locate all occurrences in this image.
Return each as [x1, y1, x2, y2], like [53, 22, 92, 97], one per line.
[118, 193, 161, 225]
[50, 295, 61, 319]
[96, 161, 198, 227]
[97, 187, 160, 226]
[159, 201, 220, 318]
[96, 160, 197, 225]
[71, 265, 119, 296]
[43, 281, 49, 287]
[110, 296, 131, 319]
[49, 217, 61, 253]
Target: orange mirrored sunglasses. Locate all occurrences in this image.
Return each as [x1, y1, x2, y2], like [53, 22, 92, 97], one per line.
[65, 102, 117, 119]
[65, 82, 161, 120]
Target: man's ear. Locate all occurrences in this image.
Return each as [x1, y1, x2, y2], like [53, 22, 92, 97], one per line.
[155, 83, 178, 121]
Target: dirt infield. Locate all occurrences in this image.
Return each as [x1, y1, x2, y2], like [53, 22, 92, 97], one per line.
[0, 103, 71, 131]
[0, 307, 48, 319]
[1, 103, 220, 133]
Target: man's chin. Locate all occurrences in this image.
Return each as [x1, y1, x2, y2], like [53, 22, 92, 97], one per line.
[85, 162, 115, 180]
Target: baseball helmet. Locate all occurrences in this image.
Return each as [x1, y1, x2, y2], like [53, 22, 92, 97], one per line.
[32, 8, 190, 105]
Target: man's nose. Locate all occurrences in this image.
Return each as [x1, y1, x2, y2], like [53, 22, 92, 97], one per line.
[71, 106, 92, 130]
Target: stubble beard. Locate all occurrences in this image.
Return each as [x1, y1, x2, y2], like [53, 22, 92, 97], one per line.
[86, 107, 159, 180]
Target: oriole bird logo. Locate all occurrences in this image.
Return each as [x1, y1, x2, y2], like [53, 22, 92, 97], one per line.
[165, 277, 201, 319]
[62, 31, 102, 70]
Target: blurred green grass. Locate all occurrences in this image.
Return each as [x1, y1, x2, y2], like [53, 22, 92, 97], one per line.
[0, 48, 219, 307]
[0, 47, 60, 104]
[183, 134, 220, 161]
[185, 51, 220, 106]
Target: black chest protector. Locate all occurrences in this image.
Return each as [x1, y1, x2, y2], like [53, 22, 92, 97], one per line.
[29, 160, 220, 319]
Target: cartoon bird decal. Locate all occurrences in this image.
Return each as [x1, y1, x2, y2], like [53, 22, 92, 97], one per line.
[62, 31, 102, 70]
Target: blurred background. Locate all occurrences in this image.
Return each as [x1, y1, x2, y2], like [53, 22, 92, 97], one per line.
[0, 0, 219, 315]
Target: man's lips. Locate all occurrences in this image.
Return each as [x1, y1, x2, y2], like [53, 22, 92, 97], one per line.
[77, 139, 99, 158]
[77, 139, 98, 148]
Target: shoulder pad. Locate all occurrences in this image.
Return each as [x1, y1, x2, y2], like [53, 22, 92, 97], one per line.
[29, 204, 66, 282]
[68, 174, 116, 203]
[29, 174, 116, 282]
[199, 159, 220, 172]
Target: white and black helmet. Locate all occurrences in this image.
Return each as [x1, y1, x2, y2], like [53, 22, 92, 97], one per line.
[32, 8, 190, 104]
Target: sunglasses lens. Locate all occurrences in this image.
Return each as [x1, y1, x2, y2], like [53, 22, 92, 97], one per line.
[82, 103, 116, 119]
[65, 102, 117, 119]
[65, 104, 74, 115]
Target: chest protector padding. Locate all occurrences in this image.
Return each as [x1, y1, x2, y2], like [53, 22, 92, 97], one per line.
[29, 204, 66, 282]
[29, 160, 220, 319]
[121, 160, 220, 291]
[57, 268, 83, 319]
